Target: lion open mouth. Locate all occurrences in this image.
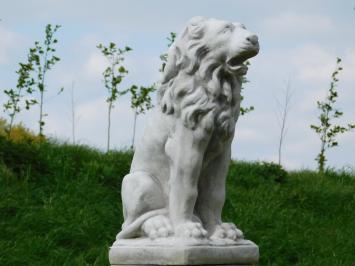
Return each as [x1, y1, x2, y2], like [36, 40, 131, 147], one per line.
[227, 48, 259, 73]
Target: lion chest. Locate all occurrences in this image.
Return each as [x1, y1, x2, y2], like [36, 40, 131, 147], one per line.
[203, 129, 233, 164]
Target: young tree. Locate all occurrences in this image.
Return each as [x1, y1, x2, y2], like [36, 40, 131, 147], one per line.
[126, 33, 177, 150]
[70, 82, 77, 145]
[239, 61, 255, 116]
[129, 85, 155, 149]
[3, 88, 19, 136]
[310, 57, 355, 173]
[97, 42, 132, 152]
[3, 24, 61, 138]
[29, 24, 62, 137]
[275, 78, 293, 165]
[159, 32, 176, 73]
[3, 61, 35, 137]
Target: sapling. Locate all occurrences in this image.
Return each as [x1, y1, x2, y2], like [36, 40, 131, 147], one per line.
[239, 61, 255, 116]
[125, 32, 177, 150]
[70, 82, 77, 145]
[97, 42, 132, 152]
[3, 88, 19, 136]
[129, 85, 155, 149]
[126, 32, 176, 150]
[310, 57, 355, 173]
[275, 78, 293, 165]
[28, 24, 62, 137]
[3, 24, 61, 138]
[3, 61, 35, 137]
[159, 32, 176, 73]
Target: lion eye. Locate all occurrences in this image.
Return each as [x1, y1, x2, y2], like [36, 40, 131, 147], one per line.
[233, 23, 246, 29]
[222, 24, 234, 33]
[238, 23, 247, 30]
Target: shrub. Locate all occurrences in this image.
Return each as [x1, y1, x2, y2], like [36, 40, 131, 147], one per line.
[0, 118, 42, 143]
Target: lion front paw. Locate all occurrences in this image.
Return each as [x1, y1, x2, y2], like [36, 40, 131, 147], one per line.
[175, 221, 208, 239]
[142, 215, 174, 239]
[210, 223, 244, 241]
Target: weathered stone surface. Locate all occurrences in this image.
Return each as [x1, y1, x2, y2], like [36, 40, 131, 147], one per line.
[109, 16, 260, 266]
[109, 239, 259, 265]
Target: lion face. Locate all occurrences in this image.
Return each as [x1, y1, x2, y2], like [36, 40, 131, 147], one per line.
[184, 17, 259, 75]
[161, 17, 259, 84]
[159, 17, 259, 133]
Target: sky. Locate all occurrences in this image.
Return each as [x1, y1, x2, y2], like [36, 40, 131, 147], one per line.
[1, 0, 355, 170]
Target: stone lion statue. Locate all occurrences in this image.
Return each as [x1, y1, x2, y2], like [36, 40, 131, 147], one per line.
[117, 16, 259, 241]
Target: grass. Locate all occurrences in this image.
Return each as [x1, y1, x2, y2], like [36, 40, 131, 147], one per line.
[0, 136, 354, 265]
[225, 163, 355, 265]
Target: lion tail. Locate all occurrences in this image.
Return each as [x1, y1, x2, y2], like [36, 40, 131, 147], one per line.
[116, 208, 168, 239]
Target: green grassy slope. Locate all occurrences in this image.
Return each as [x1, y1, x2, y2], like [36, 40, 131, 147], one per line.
[0, 137, 354, 265]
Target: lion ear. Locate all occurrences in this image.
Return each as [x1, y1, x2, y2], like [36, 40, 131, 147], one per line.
[161, 45, 182, 84]
[188, 16, 206, 26]
[187, 16, 206, 39]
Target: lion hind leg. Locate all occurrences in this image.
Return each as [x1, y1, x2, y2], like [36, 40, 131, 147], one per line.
[119, 171, 166, 238]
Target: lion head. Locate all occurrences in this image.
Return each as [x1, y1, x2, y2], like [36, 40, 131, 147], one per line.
[158, 17, 259, 134]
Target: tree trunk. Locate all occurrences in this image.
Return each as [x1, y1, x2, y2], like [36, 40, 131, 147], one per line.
[8, 115, 15, 138]
[319, 141, 326, 173]
[277, 80, 292, 166]
[39, 90, 44, 137]
[71, 82, 76, 145]
[107, 101, 112, 152]
[131, 110, 137, 149]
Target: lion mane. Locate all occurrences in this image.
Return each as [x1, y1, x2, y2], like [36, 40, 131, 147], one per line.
[157, 17, 242, 135]
[114, 17, 260, 245]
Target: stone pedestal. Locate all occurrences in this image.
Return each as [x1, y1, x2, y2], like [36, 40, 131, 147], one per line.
[109, 238, 259, 266]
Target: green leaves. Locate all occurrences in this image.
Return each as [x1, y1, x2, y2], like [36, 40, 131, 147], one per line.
[1, 24, 61, 137]
[18, 23, 62, 136]
[97, 42, 132, 105]
[240, 61, 254, 116]
[128, 84, 155, 149]
[310, 57, 355, 173]
[118, 66, 127, 74]
[25, 99, 38, 110]
[97, 42, 132, 152]
[129, 84, 155, 114]
[159, 32, 176, 73]
[240, 105, 254, 116]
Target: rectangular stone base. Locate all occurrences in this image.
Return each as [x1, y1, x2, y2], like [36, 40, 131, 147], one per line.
[109, 240, 259, 265]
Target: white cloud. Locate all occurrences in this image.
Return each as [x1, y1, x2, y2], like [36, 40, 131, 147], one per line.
[30, 95, 133, 149]
[79, 46, 161, 91]
[341, 50, 355, 85]
[0, 25, 25, 64]
[235, 128, 266, 142]
[261, 13, 335, 36]
[72, 96, 148, 149]
[298, 88, 327, 112]
[76, 97, 107, 125]
[73, 34, 101, 52]
[83, 52, 107, 81]
[290, 44, 336, 84]
[125, 54, 162, 86]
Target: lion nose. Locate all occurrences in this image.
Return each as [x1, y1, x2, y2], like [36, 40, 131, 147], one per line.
[246, 35, 258, 46]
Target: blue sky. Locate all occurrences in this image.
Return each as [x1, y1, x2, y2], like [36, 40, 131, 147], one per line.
[1, 0, 355, 170]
